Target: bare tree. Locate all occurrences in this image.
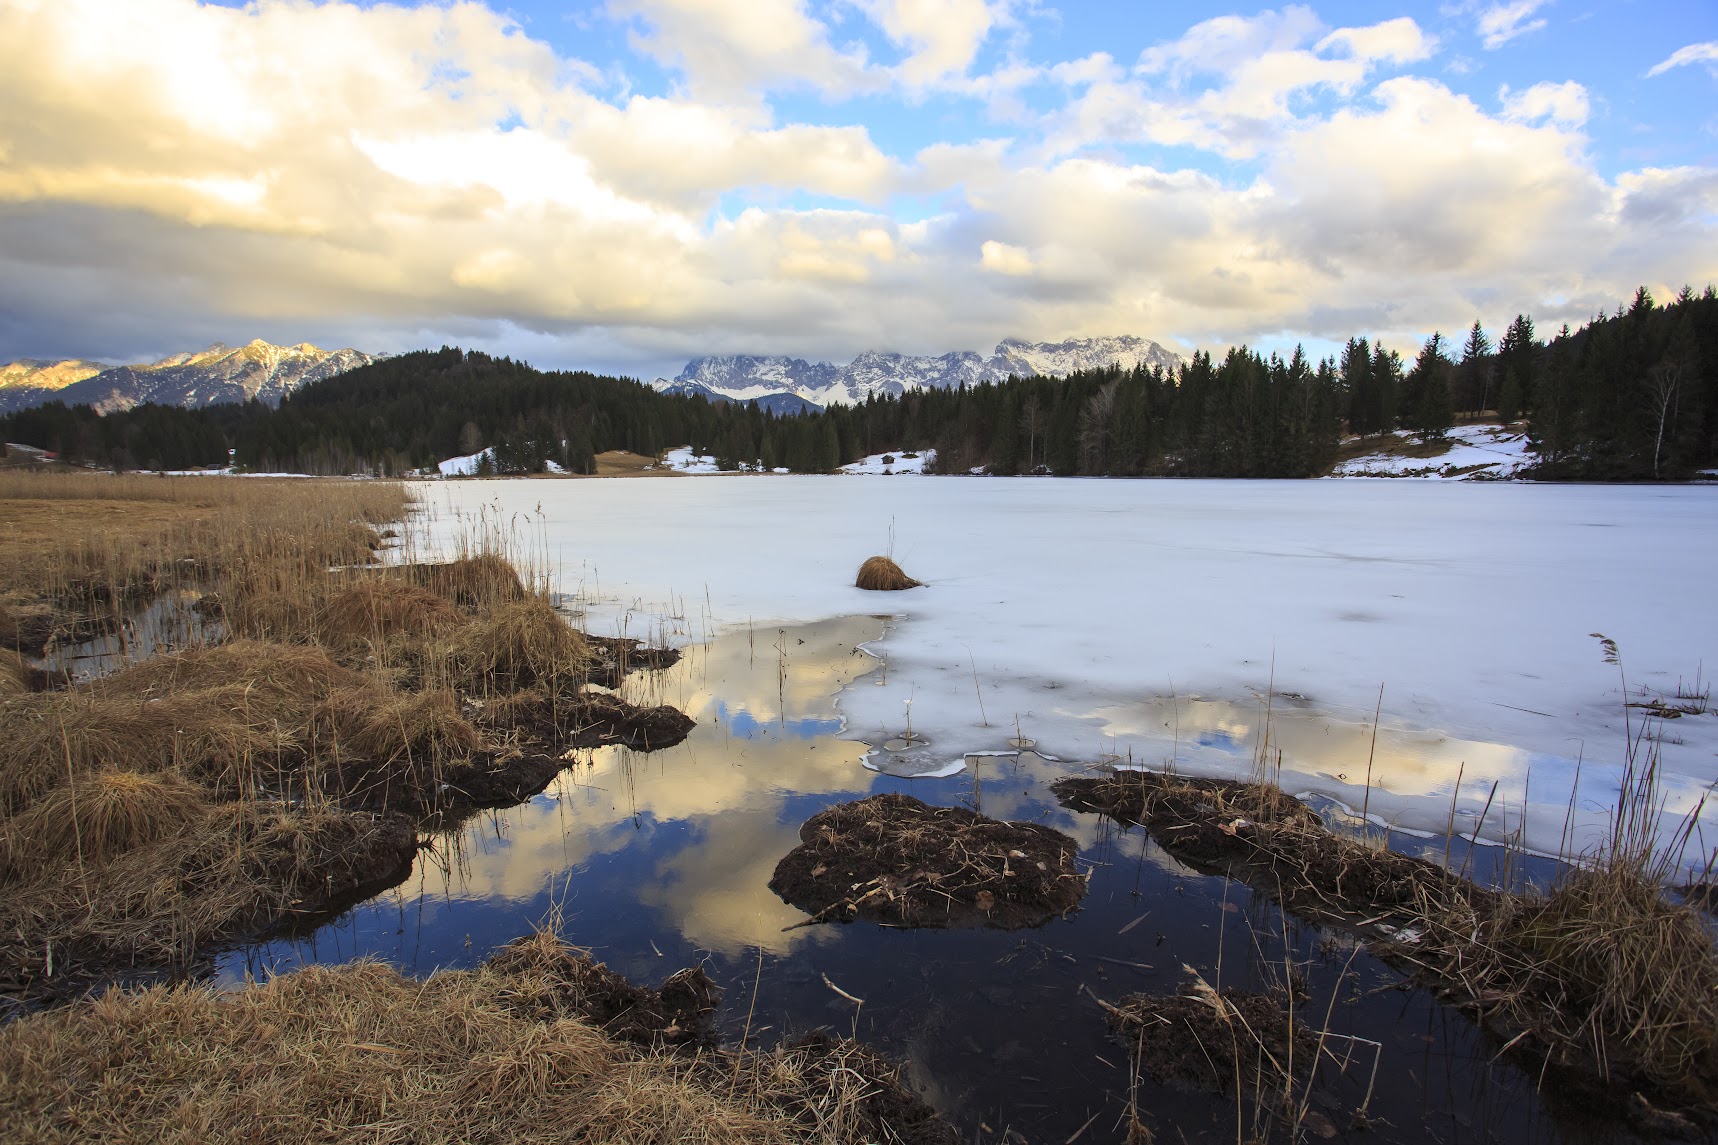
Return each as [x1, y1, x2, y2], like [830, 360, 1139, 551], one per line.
[1078, 379, 1120, 474]
[1019, 394, 1044, 472]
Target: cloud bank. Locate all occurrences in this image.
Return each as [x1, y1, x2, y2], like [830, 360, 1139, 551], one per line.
[0, 0, 1713, 373]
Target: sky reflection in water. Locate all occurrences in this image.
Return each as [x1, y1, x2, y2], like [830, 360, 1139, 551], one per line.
[223, 615, 1625, 1144]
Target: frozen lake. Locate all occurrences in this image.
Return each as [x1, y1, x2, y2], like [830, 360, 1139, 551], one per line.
[420, 476, 1718, 869]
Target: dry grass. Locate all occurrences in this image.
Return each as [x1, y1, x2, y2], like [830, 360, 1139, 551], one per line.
[0, 932, 955, 1145]
[321, 579, 462, 644]
[0, 799, 413, 976]
[412, 553, 527, 610]
[0, 471, 696, 1002]
[0, 470, 406, 652]
[456, 596, 591, 688]
[325, 687, 481, 766]
[854, 556, 920, 591]
[0, 651, 31, 695]
[1, 770, 206, 874]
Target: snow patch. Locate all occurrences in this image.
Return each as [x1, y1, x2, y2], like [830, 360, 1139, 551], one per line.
[840, 450, 935, 475]
[1329, 425, 1533, 480]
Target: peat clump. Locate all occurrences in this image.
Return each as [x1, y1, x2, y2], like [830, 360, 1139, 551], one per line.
[1054, 770, 1718, 1131]
[770, 792, 1086, 929]
[1099, 977, 1319, 1099]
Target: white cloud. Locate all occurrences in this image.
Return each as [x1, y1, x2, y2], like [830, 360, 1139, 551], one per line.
[607, 0, 875, 100]
[1647, 41, 1718, 78]
[979, 239, 1034, 275]
[1500, 80, 1588, 128]
[1476, 0, 1551, 50]
[1049, 11, 1438, 160]
[859, 0, 1002, 87]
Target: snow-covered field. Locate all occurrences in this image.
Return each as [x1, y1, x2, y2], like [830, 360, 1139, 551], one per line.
[1330, 425, 1533, 480]
[840, 449, 935, 475]
[421, 478, 1718, 869]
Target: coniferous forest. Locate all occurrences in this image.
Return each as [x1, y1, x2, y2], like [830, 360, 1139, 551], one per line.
[3, 286, 1715, 480]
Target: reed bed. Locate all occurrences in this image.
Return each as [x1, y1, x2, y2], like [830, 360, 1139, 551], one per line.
[0, 470, 407, 653]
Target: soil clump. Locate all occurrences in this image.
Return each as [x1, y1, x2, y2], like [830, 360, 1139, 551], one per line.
[1054, 770, 1718, 1132]
[770, 792, 1086, 929]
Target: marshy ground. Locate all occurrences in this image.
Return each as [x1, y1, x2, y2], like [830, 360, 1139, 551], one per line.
[6, 470, 1718, 1144]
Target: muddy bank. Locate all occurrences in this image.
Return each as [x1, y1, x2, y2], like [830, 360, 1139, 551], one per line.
[0, 931, 958, 1145]
[771, 792, 1086, 929]
[1055, 771, 1718, 1132]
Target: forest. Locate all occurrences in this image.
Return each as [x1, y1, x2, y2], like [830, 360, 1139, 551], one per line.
[3, 286, 1714, 481]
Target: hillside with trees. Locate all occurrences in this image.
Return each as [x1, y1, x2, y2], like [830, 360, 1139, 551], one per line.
[3, 287, 1713, 481]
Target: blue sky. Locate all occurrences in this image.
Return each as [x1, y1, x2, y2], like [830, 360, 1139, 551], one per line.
[2, 0, 1715, 377]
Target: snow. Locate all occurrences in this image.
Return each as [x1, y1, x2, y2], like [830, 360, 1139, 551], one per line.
[420, 478, 1718, 872]
[661, 447, 727, 474]
[437, 448, 494, 476]
[840, 449, 935, 475]
[1329, 425, 1534, 480]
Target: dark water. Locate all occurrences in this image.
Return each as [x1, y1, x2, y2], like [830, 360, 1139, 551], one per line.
[219, 616, 1653, 1144]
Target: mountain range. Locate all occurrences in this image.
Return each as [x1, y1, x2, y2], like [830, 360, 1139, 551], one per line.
[652, 335, 1183, 410]
[0, 340, 379, 415]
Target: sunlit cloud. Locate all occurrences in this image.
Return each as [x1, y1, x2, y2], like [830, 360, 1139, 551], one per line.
[0, 0, 1712, 372]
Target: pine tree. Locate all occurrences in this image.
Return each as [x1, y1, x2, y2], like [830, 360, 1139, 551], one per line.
[1407, 333, 1454, 440]
[1458, 321, 1493, 415]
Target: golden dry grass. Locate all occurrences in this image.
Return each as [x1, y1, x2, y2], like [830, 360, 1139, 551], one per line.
[321, 579, 461, 644]
[0, 651, 30, 695]
[1, 769, 207, 874]
[854, 556, 920, 591]
[0, 800, 412, 974]
[456, 596, 590, 688]
[0, 471, 406, 626]
[0, 933, 946, 1145]
[413, 553, 527, 610]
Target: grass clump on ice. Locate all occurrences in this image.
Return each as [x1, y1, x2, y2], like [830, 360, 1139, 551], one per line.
[0, 931, 958, 1145]
[854, 555, 920, 591]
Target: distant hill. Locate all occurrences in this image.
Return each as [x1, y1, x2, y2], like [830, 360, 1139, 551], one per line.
[653, 335, 1183, 408]
[0, 339, 379, 414]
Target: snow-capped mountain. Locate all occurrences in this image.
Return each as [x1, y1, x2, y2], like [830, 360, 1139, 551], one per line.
[0, 339, 379, 415]
[652, 335, 1182, 408]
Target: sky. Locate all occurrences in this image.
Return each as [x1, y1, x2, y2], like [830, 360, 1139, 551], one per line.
[1, 0, 1715, 379]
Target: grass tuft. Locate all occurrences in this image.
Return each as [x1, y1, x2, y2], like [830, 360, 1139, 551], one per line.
[456, 596, 590, 688]
[854, 555, 920, 591]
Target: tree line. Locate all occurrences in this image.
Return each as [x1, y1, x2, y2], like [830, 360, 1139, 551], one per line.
[3, 286, 1713, 480]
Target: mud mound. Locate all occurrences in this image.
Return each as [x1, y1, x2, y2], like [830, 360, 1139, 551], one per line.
[483, 689, 696, 753]
[770, 793, 1085, 929]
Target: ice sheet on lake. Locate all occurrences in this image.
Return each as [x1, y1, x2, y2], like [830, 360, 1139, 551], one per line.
[421, 477, 1718, 871]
